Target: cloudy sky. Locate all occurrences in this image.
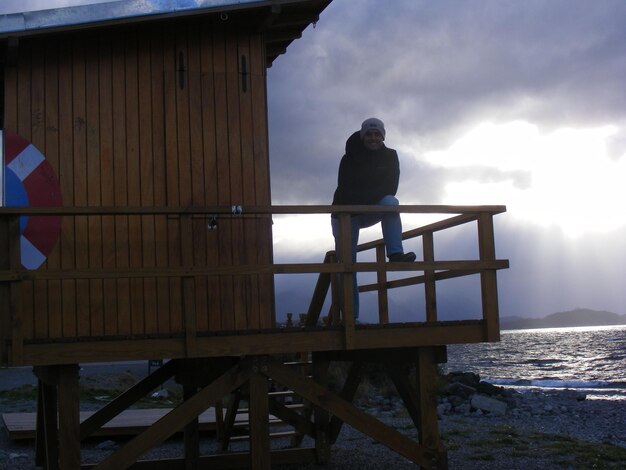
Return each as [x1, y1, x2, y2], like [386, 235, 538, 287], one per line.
[3, 0, 626, 323]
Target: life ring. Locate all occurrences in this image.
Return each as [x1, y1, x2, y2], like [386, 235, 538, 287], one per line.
[4, 130, 63, 269]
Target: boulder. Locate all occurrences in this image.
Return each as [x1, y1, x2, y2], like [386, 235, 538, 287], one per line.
[445, 381, 477, 399]
[447, 371, 480, 388]
[470, 394, 507, 416]
[477, 381, 504, 396]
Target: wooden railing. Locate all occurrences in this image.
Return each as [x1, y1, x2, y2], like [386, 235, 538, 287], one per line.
[0, 205, 508, 364]
[303, 206, 508, 346]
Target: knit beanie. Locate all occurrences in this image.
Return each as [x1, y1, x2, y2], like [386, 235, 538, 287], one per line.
[360, 117, 386, 139]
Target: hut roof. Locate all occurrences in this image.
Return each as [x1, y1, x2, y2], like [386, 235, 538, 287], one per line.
[0, 0, 332, 66]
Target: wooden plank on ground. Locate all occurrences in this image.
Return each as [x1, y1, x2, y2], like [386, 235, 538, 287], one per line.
[2, 406, 286, 441]
[79, 448, 317, 470]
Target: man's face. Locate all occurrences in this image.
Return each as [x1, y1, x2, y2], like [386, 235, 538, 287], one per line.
[362, 129, 384, 150]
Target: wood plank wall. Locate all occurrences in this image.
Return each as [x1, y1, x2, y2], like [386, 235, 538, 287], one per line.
[3, 18, 274, 342]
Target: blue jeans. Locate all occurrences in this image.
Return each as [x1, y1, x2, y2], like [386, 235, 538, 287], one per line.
[331, 195, 404, 318]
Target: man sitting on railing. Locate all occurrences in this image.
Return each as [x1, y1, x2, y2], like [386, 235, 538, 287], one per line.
[331, 117, 416, 318]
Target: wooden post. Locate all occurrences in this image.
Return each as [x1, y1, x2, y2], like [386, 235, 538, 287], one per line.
[416, 347, 447, 469]
[477, 213, 500, 342]
[249, 358, 270, 470]
[183, 383, 200, 470]
[337, 213, 355, 349]
[328, 252, 341, 326]
[312, 352, 330, 464]
[34, 365, 81, 470]
[375, 244, 389, 324]
[57, 365, 81, 470]
[423, 232, 437, 322]
[35, 380, 58, 469]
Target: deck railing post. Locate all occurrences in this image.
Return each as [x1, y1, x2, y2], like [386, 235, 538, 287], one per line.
[422, 232, 437, 323]
[375, 244, 389, 324]
[477, 213, 500, 342]
[337, 213, 355, 348]
[328, 251, 341, 325]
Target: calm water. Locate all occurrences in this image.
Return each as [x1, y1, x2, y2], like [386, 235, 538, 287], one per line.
[445, 325, 626, 400]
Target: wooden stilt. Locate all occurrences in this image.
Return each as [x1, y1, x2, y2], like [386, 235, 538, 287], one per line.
[417, 347, 448, 469]
[249, 359, 271, 470]
[183, 383, 200, 470]
[33, 365, 80, 470]
[312, 353, 331, 464]
[34, 381, 52, 468]
[57, 365, 80, 470]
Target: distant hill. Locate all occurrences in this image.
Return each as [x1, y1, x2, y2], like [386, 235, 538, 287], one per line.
[501, 308, 626, 330]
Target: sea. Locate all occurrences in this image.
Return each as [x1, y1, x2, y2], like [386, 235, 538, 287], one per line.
[444, 324, 626, 401]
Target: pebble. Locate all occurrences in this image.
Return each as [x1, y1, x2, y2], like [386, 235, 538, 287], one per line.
[1, 372, 624, 470]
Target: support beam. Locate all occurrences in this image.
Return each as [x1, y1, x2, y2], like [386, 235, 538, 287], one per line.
[249, 364, 271, 469]
[265, 357, 437, 467]
[36, 381, 58, 469]
[183, 383, 200, 470]
[417, 347, 447, 467]
[33, 365, 80, 470]
[94, 358, 253, 469]
[312, 354, 330, 464]
[81, 359, 179, 439]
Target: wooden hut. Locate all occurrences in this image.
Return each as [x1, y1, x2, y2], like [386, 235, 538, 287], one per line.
[0, 1, 508, 468]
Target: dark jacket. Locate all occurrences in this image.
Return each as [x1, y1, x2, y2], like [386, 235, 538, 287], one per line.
[332, 131, 400, 207]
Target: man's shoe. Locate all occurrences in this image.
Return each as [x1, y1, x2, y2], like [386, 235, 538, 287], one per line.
[388, 252, 416, 262]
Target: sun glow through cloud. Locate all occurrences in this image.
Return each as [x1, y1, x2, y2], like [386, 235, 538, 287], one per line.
[424, 122, 626, 238]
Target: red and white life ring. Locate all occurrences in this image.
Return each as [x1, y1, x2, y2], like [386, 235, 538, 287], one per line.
[4, 129, 63, 269]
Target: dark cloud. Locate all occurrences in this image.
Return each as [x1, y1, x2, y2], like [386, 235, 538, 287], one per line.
[269, 0, 626, 202]
[268, 1, 626, 319]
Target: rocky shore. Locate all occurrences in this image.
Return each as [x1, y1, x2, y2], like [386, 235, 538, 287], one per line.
[1, 370, 625, 469]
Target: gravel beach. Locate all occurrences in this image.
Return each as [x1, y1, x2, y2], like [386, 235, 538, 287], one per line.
[1, 365, 625, 469]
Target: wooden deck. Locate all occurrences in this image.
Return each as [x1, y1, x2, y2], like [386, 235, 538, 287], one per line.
[1, 204, 508, 368]
[14, 320, 488, 366]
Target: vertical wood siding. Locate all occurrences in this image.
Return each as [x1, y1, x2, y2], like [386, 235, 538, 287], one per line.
[4, 19, 274, 341]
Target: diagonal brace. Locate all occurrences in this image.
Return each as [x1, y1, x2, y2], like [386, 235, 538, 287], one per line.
[93, 358, 254, 470]
[264, 357, 435, 466]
